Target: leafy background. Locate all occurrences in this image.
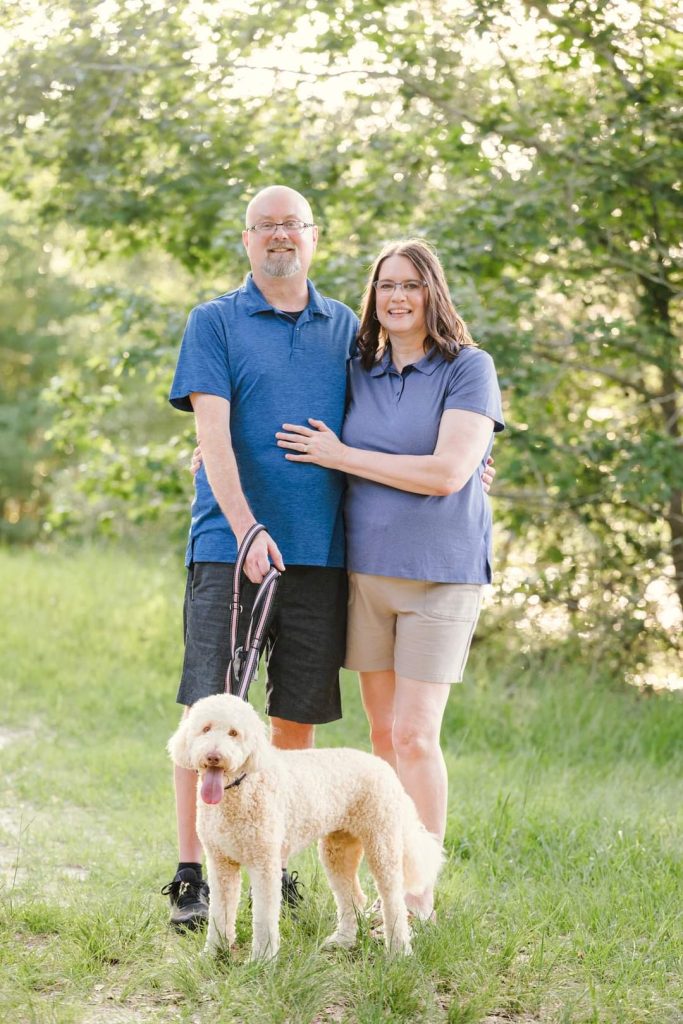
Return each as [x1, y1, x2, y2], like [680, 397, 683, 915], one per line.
[0, 0, 681, 679]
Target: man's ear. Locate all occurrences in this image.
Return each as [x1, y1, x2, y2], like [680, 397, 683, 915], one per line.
[167, 716, 193, 770]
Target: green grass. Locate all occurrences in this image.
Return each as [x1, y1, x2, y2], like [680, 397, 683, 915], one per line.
[1, 544, 682, 1023]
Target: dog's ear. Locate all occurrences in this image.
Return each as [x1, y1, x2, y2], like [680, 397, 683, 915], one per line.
[167, 716, 193, 770]
[242, 708, 272, 773]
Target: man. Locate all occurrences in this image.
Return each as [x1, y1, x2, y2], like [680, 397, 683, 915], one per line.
[164, 185, 358, 929]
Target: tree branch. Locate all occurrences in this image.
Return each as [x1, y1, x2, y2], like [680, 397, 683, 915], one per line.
[534, 347, 659, 396]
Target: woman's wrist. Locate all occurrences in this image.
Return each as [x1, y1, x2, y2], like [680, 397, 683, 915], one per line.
[336, 443, 352, 472]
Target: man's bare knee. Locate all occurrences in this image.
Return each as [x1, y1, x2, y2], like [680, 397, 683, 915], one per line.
[270, 717, 315, 750]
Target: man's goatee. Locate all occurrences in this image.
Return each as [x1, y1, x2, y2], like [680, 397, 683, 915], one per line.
[263, 253, 302, 278]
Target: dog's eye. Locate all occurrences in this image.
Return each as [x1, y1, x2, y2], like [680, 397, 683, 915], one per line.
[228, 729, 238, 738]
[202, 724, 212, 734]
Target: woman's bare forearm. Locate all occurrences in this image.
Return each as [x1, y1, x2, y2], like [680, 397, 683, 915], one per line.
[340, 446, 466, 496]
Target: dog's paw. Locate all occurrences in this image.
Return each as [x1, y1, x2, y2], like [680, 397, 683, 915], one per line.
[249, 942, 280, 962]
[322, 930, 357, 949]
[387, 935, 412, 956]
[201, 938, 236, 961]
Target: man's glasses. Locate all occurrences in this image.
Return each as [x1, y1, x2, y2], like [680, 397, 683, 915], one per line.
[246, 219, 315, 235]
[373, 280, 427, 295]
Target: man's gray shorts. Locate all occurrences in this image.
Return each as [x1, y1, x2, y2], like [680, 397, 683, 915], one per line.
[178, 562, 347, 724]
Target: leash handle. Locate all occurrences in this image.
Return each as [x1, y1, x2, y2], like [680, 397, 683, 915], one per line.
[229, 523, 267, 657]
[226, 524, 281, 700]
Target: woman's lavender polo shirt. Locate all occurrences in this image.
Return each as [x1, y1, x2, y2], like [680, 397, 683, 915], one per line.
[341, 346, 505, 584]
[170, 275, 358, 568]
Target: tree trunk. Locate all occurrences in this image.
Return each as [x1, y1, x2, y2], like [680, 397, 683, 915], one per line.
[640, 273, 683, 620]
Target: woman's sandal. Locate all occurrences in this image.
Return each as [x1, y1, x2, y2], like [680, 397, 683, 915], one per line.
[366, 896, 383, 926]
[366, 897, 436, 938]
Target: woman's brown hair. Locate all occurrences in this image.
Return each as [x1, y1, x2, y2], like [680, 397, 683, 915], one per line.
[357, 239, 475, 370]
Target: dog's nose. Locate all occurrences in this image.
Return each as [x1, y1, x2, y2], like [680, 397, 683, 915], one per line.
[205, 752, 222, 766]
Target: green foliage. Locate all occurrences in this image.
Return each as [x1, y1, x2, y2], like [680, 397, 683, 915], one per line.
[39, 277, 196, 539]
[0, 198, 83, 540]
[0, 0, 680, 652]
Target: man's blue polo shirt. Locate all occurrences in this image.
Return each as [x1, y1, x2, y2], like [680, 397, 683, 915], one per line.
[170, 274, 358, 567]
[341, 346, 505, 584]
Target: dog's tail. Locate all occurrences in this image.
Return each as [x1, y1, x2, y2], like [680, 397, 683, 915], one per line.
[402, 796, 445, 897]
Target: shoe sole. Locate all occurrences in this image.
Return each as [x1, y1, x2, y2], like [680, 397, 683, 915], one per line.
[169, 909, 209, 932]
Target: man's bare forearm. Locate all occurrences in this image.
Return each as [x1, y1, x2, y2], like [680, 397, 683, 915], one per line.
[191, 393, 255, 542]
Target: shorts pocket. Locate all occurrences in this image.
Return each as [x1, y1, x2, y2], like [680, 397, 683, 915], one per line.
[422, 583, 482, 622]
[190, 561, 234, 604]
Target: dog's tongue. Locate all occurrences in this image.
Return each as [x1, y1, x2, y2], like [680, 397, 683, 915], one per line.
[200, 767, 224, 805]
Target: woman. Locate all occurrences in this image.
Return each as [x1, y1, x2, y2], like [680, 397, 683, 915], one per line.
[275, 239, 504, 920]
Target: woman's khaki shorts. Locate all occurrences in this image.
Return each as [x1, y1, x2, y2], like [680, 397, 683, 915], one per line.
[344, 572, 483, 684]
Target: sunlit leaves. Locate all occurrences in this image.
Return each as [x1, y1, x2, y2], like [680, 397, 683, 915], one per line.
[1, 0, 680, 648]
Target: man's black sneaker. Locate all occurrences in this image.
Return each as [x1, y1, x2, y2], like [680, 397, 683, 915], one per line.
[161, 867, 209, 932]
[247, 869, 303, 913]
[281, 868, 304, 911]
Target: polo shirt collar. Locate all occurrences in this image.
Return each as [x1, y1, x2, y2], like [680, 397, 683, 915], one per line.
[369, 346, 445, 377]
[242, 273, 333, 318]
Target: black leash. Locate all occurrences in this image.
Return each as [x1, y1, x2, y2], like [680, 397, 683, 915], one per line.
[225, 523, 281, 701]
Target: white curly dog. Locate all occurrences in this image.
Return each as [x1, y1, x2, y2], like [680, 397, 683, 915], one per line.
[168, 693, 443, 959]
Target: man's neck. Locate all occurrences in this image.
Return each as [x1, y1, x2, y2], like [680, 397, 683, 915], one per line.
[252, 272, 309, 312]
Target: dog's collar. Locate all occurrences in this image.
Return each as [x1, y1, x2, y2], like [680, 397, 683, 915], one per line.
[224, 773, 247, 791]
